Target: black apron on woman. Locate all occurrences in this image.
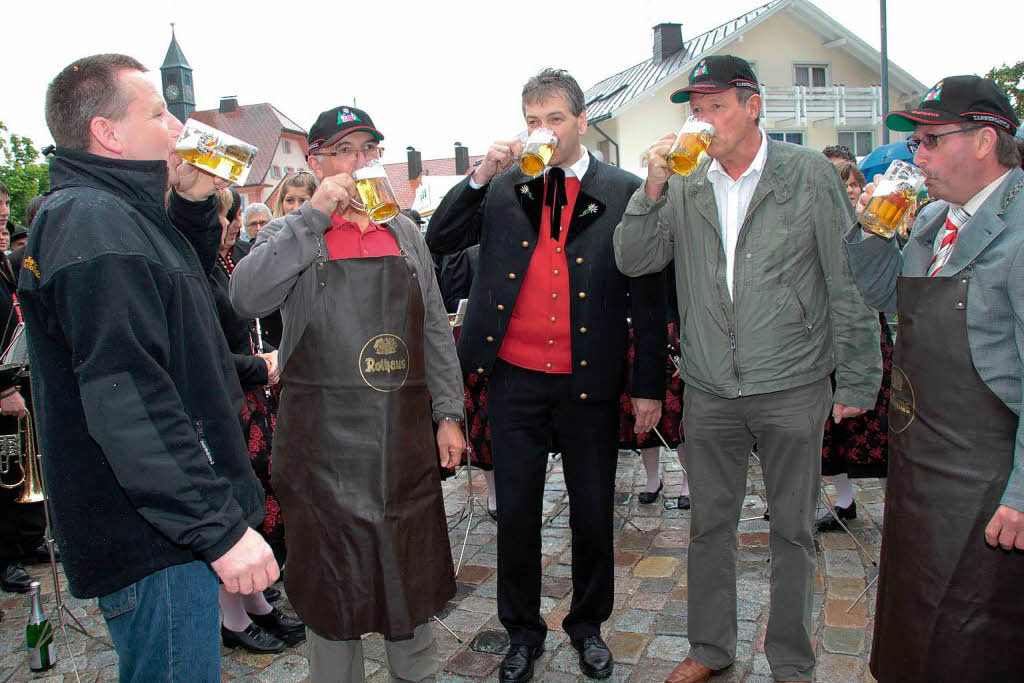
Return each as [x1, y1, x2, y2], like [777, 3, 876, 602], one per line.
[871, 272, 1024, 681]
[273, 250, 455, 641]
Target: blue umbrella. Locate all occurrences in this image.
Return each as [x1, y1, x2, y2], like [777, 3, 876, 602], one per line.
[859, 141, 916, 181]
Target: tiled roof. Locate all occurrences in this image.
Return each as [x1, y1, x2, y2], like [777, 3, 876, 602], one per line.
[383, 155, 483, 209]
[584, 0, 781, 121]
[191, 103, 308, 189]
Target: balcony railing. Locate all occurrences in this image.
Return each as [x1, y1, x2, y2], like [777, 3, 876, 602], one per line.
[760, 85, 883, 126]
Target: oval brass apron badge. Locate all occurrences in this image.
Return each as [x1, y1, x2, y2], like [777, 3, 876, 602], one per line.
[358, 334, 410, 392]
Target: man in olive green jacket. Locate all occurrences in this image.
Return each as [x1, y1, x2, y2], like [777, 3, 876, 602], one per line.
[613, 56, 880, 683]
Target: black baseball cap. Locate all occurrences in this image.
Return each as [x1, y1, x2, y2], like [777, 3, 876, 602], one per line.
[306, 106, 384, 155]
[670, 55, 760, 104]
[886, 75, 1020, 136]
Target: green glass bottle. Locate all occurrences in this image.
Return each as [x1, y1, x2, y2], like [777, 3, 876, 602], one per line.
[26, 581, 55, 671]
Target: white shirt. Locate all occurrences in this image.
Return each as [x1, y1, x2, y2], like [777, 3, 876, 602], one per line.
[931, 169, 1012, 263]
[706, 131, 769, 299]
[469, 145, 589, 189]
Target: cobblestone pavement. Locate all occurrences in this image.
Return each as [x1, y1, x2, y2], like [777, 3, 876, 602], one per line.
[0, 450, 884, 682]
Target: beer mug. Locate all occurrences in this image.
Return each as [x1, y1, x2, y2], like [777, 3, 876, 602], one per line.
[175, 119, 258, 185]
[667, 117, 715, 176]
[860, 160, 926, 239]
[351, 161, 400, 223]
[519, 128, 558, 177]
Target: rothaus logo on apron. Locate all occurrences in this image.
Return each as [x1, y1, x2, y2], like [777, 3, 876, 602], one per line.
[889, 366, 915, 433]
[359, 334, 410, 392]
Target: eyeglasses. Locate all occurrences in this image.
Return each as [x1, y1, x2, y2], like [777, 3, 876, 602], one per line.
[313, 144, 384, 160]
[905, 126, 986, 155]
[246, 219, 270, 229]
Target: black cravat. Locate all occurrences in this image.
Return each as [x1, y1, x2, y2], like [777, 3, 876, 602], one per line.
[544, 167, 567, 240]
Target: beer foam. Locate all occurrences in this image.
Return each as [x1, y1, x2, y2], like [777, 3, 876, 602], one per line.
[354, 164, 388, 180]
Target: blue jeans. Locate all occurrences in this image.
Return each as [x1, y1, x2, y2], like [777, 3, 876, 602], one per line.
[98, 560, 220, 682]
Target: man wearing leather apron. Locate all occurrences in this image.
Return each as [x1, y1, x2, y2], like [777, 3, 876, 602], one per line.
[230, 107, 466, 682]
[844, 76, 1024, 682]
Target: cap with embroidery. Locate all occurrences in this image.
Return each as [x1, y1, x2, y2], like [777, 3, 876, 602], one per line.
[306, 106, 384, 155]
[670, 55, 760, 104]
[885, 75, 1019, 136]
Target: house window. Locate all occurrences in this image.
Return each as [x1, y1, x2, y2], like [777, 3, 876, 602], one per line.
[794, 64, 827, 88]
[283, 140, 291, 154]
[271, 165, 281, 179]
[837, 131, 873, 157]
[767, 132, 804, 146]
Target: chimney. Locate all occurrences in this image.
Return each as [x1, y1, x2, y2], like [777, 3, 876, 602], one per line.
[454, 142, 469, 175]
[219, 96, 238, 113]
[406, 146, 422, 180]
[652, 23, 683, 64]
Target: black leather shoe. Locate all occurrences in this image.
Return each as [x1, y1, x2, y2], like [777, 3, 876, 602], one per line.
[676, 495, 691, 510]
[247, 607, 306, 646]
[221, 623, 286, 654]
[499, 643, 544, 682]
[1, 562, 32, 593]
[637, 481, 663, 504]
[263, 586, 281, 602]
[815, 501, 857, 533]
[571, 635, 613, 679]
[22, 541, 58, 565]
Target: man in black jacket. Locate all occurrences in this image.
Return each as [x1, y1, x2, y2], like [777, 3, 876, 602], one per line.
[427, 69, 665, 682]
[19, 54, 276, 681]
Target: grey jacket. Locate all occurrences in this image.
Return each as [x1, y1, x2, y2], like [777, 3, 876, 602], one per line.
[614, 137, 881, 409]
[844, 167, 1024, 510]
[229, 203, 465, 422]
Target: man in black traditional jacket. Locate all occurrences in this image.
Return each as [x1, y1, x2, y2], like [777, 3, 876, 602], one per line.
[427, 68, 665, 682]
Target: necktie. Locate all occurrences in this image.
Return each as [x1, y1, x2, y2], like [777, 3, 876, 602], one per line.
[928, 206, 969, 277]
[545, 167, 567, 240]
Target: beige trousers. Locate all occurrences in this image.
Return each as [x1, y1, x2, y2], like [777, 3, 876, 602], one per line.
[306, 622, 438, 682]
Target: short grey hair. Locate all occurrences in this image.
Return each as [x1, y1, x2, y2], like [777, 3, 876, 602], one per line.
[960, 120, 1021, 169]
[735, 86, 761, 125]
[522, 69, 585, 117]
[243, 203, 272, 225]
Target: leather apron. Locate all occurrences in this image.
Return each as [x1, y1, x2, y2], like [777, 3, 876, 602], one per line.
[871, 272, 1024, 681]
[273, 251, 455, 641]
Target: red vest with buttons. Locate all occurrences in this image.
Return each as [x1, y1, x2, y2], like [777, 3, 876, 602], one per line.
[498, 176, 581, 373]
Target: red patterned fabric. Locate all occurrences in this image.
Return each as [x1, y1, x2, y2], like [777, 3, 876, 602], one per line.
[619, 323, 684, 449]
[821, 313, 892, 478]
[240, 383, 285, 542]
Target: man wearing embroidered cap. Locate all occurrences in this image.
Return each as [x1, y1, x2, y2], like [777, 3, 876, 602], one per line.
[844, 75, 1024, 681]
[615, 54, 881, 683]
[230, 105, 466, 681]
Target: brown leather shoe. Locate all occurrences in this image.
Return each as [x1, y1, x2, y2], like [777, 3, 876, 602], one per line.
[665, 657, 712, 683]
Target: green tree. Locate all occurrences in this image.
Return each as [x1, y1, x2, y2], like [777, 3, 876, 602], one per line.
[986, 61, 1024, 120]
[0, 121, 50, 228]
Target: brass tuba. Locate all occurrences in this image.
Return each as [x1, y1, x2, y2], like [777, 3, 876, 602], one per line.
[0, 410, 45, 504]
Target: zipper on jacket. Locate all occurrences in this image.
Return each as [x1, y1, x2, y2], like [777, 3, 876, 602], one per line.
[729, 330, 742, 396]
[196, 419, 214, 466]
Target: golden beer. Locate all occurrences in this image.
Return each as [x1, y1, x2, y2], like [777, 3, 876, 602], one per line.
[519, 128, 558, 177]
[667, 117, 714, 176]
[861, 188, 915, 239]
[175, 119, 258, 185]
[353, 163, 400, 223]
[859, 160, 926, 239]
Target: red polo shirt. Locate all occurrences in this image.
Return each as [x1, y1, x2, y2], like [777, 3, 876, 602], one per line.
[498, 175, 581, 373]
[324, 215, 400, 259]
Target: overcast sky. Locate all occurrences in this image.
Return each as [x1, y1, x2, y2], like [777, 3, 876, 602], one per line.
[3, 0, 1020, 164]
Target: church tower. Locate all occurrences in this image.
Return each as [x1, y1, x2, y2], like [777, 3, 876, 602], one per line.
[160, 24, 195, 123]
